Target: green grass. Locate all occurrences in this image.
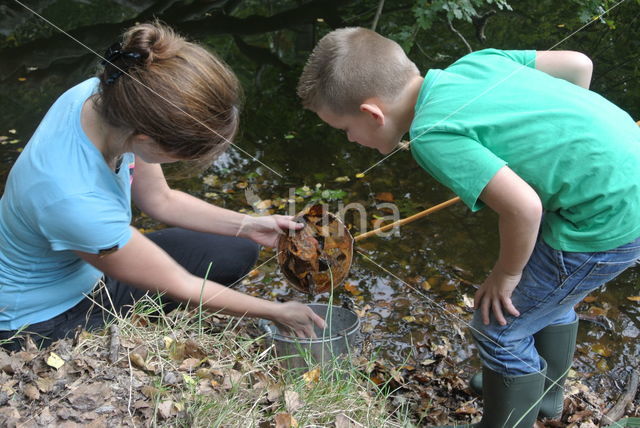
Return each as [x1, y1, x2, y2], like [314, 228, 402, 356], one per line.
[76, 292, 412, 427]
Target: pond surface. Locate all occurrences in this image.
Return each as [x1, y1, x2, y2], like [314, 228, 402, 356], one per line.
[1, 0, 639, 412]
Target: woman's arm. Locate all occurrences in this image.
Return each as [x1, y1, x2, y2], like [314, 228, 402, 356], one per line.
[474, 165, 543, 326]
[535, 50, 593, 89]
[131, 158, 300, 247]
[76, 229, 324, 336]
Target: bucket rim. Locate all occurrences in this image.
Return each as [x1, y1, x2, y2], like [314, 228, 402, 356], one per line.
[262, 303, 360, 344]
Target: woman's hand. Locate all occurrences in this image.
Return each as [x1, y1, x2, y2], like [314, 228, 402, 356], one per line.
[474, 268, 522, 326]
[272, 301, 326, 338]
[241, 215, 303, 248]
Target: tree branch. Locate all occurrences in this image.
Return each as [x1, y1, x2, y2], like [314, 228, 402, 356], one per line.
[447, 19, 472, 53]
[371, 0, 385, 32]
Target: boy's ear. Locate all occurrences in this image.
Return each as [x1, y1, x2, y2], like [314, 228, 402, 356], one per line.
[360, 102, 385, 126]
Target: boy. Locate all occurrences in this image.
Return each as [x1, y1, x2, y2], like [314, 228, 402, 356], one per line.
[297, 27, 640, 427]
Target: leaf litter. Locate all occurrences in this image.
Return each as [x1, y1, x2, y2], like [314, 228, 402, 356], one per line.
[0, 293, 636, 427]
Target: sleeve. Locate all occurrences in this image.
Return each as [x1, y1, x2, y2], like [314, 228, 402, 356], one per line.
[495, 49, 537, 69]
[37, 192, 132, 253]
[410, 131, 507, 211]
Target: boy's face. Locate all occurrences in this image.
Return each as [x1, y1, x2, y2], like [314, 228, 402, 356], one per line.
[317, 107, 399, 155]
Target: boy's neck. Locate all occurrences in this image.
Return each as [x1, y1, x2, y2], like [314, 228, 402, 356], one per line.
[390, 74, 424, 136]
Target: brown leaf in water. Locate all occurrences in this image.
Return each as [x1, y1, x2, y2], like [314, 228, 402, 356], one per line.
[344, 282, 362, 296]
[375, 192, 394, 202]
[587, 306, 607, 317]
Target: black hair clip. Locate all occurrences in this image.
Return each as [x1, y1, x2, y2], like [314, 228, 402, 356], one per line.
[101, 42, 142, 85]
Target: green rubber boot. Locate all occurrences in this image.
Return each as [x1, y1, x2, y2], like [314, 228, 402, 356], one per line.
[533, 318, 579, 418]
[437, 359, 547, 427]
[468, 318, 579, 419]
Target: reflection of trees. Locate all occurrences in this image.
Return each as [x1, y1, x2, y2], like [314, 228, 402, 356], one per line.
[0, 0, 350, 78]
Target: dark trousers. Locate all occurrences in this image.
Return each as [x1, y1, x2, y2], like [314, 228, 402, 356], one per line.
[0, 228, 259, 352]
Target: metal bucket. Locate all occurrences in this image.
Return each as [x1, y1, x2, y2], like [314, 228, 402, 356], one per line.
[260, 303, 360, 370]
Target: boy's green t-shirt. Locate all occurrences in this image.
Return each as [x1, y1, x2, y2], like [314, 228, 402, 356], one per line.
[410, 49, 640, 252]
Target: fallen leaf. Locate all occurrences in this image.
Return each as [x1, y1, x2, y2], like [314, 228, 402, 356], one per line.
[334, 176, 350, 183]
[336, 413, 364, 428]
[36, 377, 55, 393]
[627, 296, 640, 302]
[461, 294, 474, 308]
[182, 374, 197, 386]
[302, 367, 320, 384]
[163, 336, 175, 350]
[22, 384, 40, 400]
[267, 382, 284, 402]
[587, 306, 607, 317]
[202, 174, 219, 187]
[355, 173, 365, 178]
[375, 192, 394, 202]
[284, 390, 303, 413]
[344, 282, 362, 296]
[179, 358, 201, 371]
[129, 353, 147, 370]
[157, 400, 175, 420]
[141, 385, 161, 399]
[275, 412, 298, 428]
[46, 352, 65, 369]
[591, 343, 612, 357]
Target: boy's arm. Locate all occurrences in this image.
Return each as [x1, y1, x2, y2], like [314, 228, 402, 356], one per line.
[535, 51, 593, 89]
[475, 165, 543, 326]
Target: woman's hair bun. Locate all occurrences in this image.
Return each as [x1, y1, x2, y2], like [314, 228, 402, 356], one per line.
[121, 20, 179, 66]
[96, 20, 242, 166]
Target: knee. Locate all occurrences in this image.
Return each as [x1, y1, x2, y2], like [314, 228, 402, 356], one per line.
[211, 237, 260, 286]
[234, 237, 260, 275]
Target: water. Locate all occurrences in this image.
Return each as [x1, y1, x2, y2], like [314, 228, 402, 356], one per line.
[1, 0, 639, 403]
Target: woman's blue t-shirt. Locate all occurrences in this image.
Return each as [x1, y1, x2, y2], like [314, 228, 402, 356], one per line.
[0, 78, 134, 330]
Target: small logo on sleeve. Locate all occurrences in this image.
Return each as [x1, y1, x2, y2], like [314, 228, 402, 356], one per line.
[98, 245, 119, 257]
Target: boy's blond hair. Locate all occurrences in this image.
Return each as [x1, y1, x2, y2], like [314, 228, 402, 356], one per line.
[297, 27, 419, 115]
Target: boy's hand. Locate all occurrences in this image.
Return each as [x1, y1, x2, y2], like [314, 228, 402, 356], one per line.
[474, 268, 522, 326]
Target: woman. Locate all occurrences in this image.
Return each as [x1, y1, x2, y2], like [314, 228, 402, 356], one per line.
[0, 21, 323, 351]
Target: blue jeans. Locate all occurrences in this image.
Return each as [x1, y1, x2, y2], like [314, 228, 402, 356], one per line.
[471, 235, 640, 376]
